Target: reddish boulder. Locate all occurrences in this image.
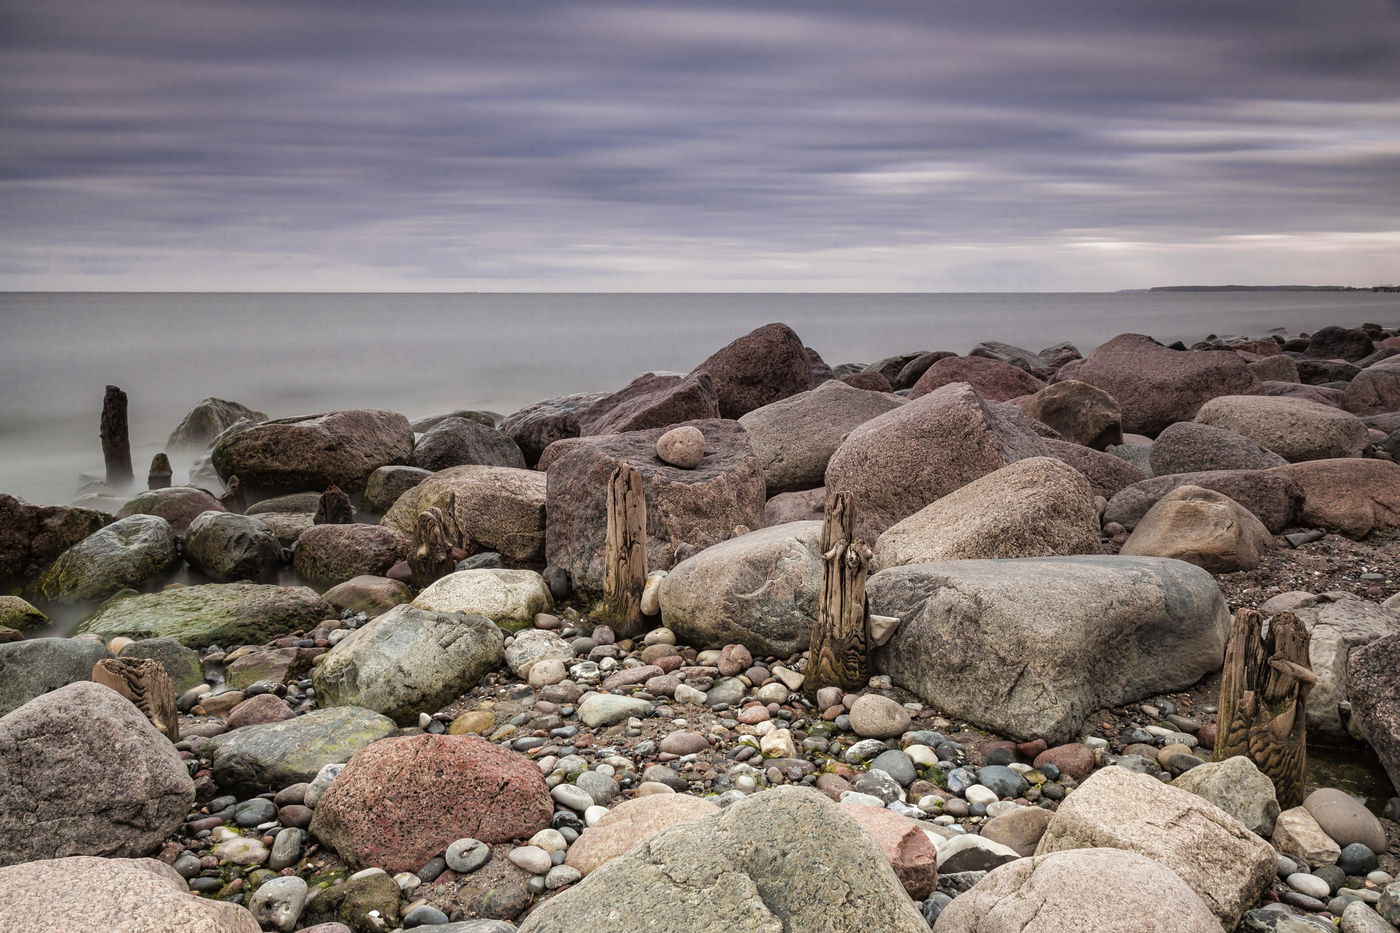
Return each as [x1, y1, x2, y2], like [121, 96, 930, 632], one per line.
[116, 487, 225, 535]
[1257, 381, 1347, 408]
[910, 355, 1045, 402]
[0, 495, 111, 584]
[1018, 380, 1123, 449]
[1149, 422, 1287, 475]
[310, 734, 553, 872]
[500, 391, 608, 467]
[1271, 459, 1400, 538]
[1103, 469, 1303, 533]
[839, 371, 893, 392]
[212, 409, 414, 494]
[578, 371, 721, 436]
[690, 322, 813, 418]
[1034, 743, 1096, 780]
[292, 523, 410, 586]
[226, 693, 295, 729]
[1041, 438, 1147, 500]
[763, 487, 827, 526]
[1347, 634, 1400, 795]
[1344, 357, 1400, 416]
[893, 351, 954, 390]
[1304, 325, 1374, 362]
[970, 341, 1055, 380]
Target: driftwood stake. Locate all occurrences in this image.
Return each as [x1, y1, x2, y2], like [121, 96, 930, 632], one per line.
[314, 485, 355, 525]
[100, 385, 133, 486]
[147, 452, 173, 490]
[1216, 608, 1314, 809]
[410, 505, 457, 588]
[92, 657, 180, 742]
[601, 461, 647, 638]
[806, 491, 872, 696]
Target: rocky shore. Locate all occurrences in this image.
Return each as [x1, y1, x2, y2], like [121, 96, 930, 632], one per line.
[2, 320, 1399, 933]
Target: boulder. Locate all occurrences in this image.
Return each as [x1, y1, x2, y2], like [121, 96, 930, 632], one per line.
[1347, 633, 1400, 797]
[116, 486, 227, 534]
[76, 583, 333, 649]
[839, 371, 892, 392]
[825, 382, 1048, 541]
[838, 804, 938, 899]
[578, 371, 721, 436]
[871, 457, 1100, 569]
[1249, 354, 1300, 383]
[0, 595, 46, 629]
[910, 354, 1045, 402]
[1344, 357, 1400, 416]
[1037, 342, 1083, 371]
[1271, 459, 1400, 537]
[969, 340, 1055, 380]
[0, 856, 260, 933]
[545, 419, 765, 594]
[689, 322, 813, 419]
[1304, 325, 1374, 362]
[211, 409, 414, 494]
[1040, 438, 1147, 500]
[412, 569, 554, 623]
[1036, 766, 1276, 927]
[516, 786, 929, 933]
[1171, 755, 1281, 837]
[361, 464, 431, 514]
[499, 391, 608, 468]
[1120, 485, 1273, 572]
[763, 487, 827, 525]
[869, 557, 1230, 743]
[1016, 379, 1123, 449]
[1292, 597, 1400, 738]
[565, 794, 719, 876]
[658, 521, 823, 656]
[246, 492, 322, 515]
[1055, 334, 1260, 435]
[865, 352, 929, 387]
[296, 870, 401, 933]
[893, 350, 954, 389]
[253, 511, 313, 547]
[412, 409, 498, 432]
[183, 511, 282, 583]
[310, 734, 553, 872]
[978, 805, 1055, 857]
[0, 636, 111, 717]
[313, 605, 504, 725]
[1257, 380, 1348, 408]
[120, 637, 205, 694]
[1302, 787, 1387, 853]
[738, 381, 904, 495]
[321, 575, 412, 618]
[0, 682, 194, 866]
[412, 416, 526, 471]
[931, 848, 1223, 933]
[204, 705, 397, 795]
[1149, 422, 1288, 475]
[806, 346, 835, 384]
[1103, 470, 1303, 533]
[1194, 396, 1369, 462]
[380, 465, 547, 565]
[167, 397, 267, 451]
[0, 495, 111, 584]
[30, 514, 178, 602]
[292, 523, 410, 585]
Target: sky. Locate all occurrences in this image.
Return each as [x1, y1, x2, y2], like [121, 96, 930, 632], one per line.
[2, 0, 1400, 292]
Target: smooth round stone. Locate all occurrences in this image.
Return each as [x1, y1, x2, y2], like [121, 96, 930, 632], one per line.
[248, 876, 308, 931]
[945, 767, 977, 794]
[658, 730, 709, 756]
[508, 845, 552, 875]
[268, 827, 303, 871]
[964, 784, 999, 807]
[868, 750, 917, 787]
[583, 805, 609, 827]
[1337, 842, 1380, 876]
[545, 864, 582, 889]
[212, 837, 268, 866]
[844, 739, 888, 764]
[550, 783, 594, 812]
[905, 744, 937, 767]
[975, 765, 1028, 799]
[1287, 872, 1331, 900]
[445, 838, 491, 875]
[575, 769, 618, 806]
[656, 425, 705, 468]
[234, 798, 278, 827]
[755, 683, 790, 705]
[403, 904, 451, 927]
[984, 800, 1019, 818]
[1313, 864, 1346, 895]
[529, 828, 567, 854]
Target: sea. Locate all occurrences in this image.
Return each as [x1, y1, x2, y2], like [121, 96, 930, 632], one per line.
[2, 290, 1398, 507]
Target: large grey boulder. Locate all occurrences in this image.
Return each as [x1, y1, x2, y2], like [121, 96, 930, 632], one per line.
[871, 457, 1099, 569]
[211, 409, 414, 494]
[412, 569, 554, 624]
[516, 786, 929, 933]
[1194, 395, 1369, 462]
[204, 705, 397, 795]
[380, 464, 547, 565]
[412, 416, 526, 471]
[0, 635, 111, 719]
[1148, 421, 1288, 475]
[738, 381, 904, 495]
[869, 556, 1229, 743]
[313, 605, 503, 726]
[183, 511, 282, 583]
[658, 521, 823, 656]
[931, 848, 1223, 933]
[1292, 597, 1400, 738]
[120, 637, 205, 694]
[825, 382, 1048, 541]
[0, 682, 194, 866]
[361, 464, 431, 514]
[76, 583, 333, 649]
[30, 514, 178, 602]
[1171, 755, 1281, 837]
[1036, 766, 1276, 928]
[1103, 469, 1303, 533]
[167, 397, 267, 452]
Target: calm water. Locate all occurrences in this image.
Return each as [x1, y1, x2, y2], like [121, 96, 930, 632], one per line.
[2, 291, 1397, 506]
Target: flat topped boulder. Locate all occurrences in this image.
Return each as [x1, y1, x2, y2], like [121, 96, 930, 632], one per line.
[1194, 395, 1369, 462]
[825, 381, 1048, 541]
[1057, 333, 1260, 435]
[869, 556, 1230, 743]
[517, 786, 930, 933]
[30, 513, 179, 602]
[212, 408, 414, 494]
[412, 569, 554, 623]
[738, 380, 904, 495]
[910, 354, 1045, 401]
[76, 582, 332, 649]
[116, 486, 226, 535]
[1104, 468, 1303, 533]
[411, 416, 525, 471]
[1149, 421, 1288, 475]
[0, 636, 111, 717]
[1271, 458, 1400, 538]
[579, 371, 721, 436]
[565, 794, 720, 876]
[292, 523, 410, 585]
[689, 322, 813, 419]
[380, 464, 546, 565]
[205, 705, 397, 795]
[0, 682, 194, 866]
[545, 419, 765, 595]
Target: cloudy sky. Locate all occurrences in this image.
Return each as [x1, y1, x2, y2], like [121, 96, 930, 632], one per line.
[3, 0, 1399, 291]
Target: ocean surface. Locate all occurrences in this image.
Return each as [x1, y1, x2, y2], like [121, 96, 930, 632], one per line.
[2, 290, 1398, 507]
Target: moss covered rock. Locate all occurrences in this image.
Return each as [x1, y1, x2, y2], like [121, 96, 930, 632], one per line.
[76, 583, 332, 648]
[31, 515, 179, 603]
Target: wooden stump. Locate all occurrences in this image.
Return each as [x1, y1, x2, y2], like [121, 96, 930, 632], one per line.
[600, 461, 647, 638]
[92, 657, 180, 742]
[147, 452, 173, 490]
[100, 385, 133, 486]
[1215, 608, 1314, 809]
[410, 505, 458, 588]
[806, 491, 872, 696]
[314, 485, 355, 525]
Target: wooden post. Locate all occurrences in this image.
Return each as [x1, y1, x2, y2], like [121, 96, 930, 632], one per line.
[1216, 608, 1314, 808]
[410, 505, 458, 588]
[100, 385, 133, 486]
[601, 461, 647, 638]
[806, 492, 872, 696]
[92, 657, 180, 742]
[148, 452, 173, 490]
[314, 485, 355, 525]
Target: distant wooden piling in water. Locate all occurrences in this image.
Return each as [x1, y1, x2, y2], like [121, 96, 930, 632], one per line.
[147, 452, 173, 490]
[100, 385, 133, 486]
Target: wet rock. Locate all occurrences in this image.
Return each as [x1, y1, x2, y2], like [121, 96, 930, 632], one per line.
[30, 514, 179, 602]
[293, 523, 410, 585]
[321, 574, 412, 618]
[361, 464, 431, 514]
[183, 511, 282, 582]
[76, 582, 332, 649]
[0, 636, 112, 717]
[212, 409, 414, 494]
[116, 486, 226, 535]
[205, 705, 397, 795]
[0, 494, 111, 585]
[381, 464, 547, 565]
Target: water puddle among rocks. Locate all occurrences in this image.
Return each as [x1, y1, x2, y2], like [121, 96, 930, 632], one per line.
[1307, 741, 1396, 813]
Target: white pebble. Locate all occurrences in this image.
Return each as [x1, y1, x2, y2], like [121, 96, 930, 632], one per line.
[583, 805, 609, 827]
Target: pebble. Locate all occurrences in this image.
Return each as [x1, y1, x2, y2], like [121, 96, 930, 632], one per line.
[445, 838, 491, 874]
[402, 904, 450, 927]
[508, 845, 552, 875]
[545, 864, 583, 889]
[964, 785, 999, 807]
[268, 827, 303, 870]
[1287, 873, 1331, 899]
[868, 750, 917, 787]
[248, 876, 308, 932]
[550, 784, 594, 812]
[1338, 843, 1380, 876]
[848, 694, 912, 738]
[529, 828, 567, 854]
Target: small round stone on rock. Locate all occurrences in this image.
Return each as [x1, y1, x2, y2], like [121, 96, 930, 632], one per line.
[656, 426, 705, 468]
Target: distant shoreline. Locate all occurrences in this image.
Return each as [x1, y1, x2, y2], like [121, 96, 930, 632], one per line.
[1130, 284, 1400, 293]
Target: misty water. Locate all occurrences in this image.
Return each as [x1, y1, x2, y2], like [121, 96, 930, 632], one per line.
[3, 290, 1398, 507]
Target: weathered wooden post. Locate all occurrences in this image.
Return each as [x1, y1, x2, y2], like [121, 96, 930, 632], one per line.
[1216, 608, 1314, 808]
[314, 485, 355, 525]
[100, 385, 133, 485]
[92, 657, 179, 742]
[410, 505, 458, 588]
[806, 491, 872, 696]
[601, 461, 647, 638]
[147, 452, 173, 490]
